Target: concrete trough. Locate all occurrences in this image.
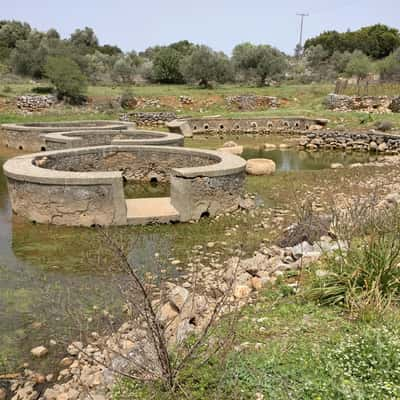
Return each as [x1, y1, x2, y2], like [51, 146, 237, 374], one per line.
[0, 120, 136, 152]
[3, 145, 246, 226]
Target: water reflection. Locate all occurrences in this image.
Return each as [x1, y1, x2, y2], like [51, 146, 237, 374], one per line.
[241, 148, 378, 171]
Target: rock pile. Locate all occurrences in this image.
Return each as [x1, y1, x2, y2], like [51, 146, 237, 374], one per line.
[299, 131, 400, 154]
[179, 96, 193, 105]
[324, 93, 399, 113]
[16, 95, 56, 113]
[120, 112, 177, 127]
[226, 95, 280, 110]
[389, 97, 400, 113]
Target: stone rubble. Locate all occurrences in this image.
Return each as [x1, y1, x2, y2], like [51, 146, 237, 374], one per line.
[226, 95, 280, 110]
[299, 131, 400, 155]
[120, 112, 177, 127]
[16, 95, 56, 113]
[324, 93, 400, 114]
[9, 185, 400, 400]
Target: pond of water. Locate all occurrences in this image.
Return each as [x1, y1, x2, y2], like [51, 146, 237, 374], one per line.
[241, 148, 378, 171]
[0, 146, 381, 373]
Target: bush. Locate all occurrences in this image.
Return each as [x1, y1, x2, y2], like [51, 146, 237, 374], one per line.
[119, 89, 137, 109]
[44, 56, 87, 104]
[2, 85, 12, 93]
[306, 202, 400, 317]
[31, 86, 54, 94]
[375, 120, 394, 132]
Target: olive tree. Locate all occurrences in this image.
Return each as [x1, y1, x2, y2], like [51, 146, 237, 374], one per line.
[180, 45, 233, 88]
[232, 42, 287, 85]
[345, 50, 373, 88]
[44, 56, 87, 103]
[152, 47, 184, 83]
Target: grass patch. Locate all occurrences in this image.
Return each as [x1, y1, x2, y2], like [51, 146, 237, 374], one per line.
[113, 286, 400, 399]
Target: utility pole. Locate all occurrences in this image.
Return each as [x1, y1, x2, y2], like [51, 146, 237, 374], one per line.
[296, 13, 309, 56]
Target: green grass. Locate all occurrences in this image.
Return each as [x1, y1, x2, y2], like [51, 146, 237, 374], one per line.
[2, 82, 400, 130]
[113, 285, 400, 400]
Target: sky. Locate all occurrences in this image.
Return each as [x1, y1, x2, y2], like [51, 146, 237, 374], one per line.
[2, 0, 400, 55]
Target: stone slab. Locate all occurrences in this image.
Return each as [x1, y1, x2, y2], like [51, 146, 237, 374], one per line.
[126, 197, 180, 225]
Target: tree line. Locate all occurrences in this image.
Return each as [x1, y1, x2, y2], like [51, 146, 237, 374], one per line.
[0, 20, 399, 101]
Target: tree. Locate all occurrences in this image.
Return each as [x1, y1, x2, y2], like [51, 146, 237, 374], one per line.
[70, 27, 98, 53]
[345, 50, 373, 92]
[86, 50, 114, 83]
[97, 44, 122, 56]
[112, 52, 142, 84]
[379, 48, 400, 81]
[0, 20, 31, 60]
[152, 47, 184, 83]
[44, 56, 87, 103]
[180, 45, 233, 87]
[232, 42, 287, 85]
[9, 30, 48, 77]
[304, 24, 400, 59]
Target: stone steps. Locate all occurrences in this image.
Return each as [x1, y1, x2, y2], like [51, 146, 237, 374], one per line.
[125, 197, 180, 225]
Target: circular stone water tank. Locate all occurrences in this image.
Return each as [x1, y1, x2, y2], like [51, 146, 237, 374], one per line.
[41, 129, 184, 150]
[3, 145, 246, 226]
[0, 120, 135, 152]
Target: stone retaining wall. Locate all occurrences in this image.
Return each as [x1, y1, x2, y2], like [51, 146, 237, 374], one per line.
[3, 145, 246, 226]
[120, 112, 177, 127]
[0, 120, 135, 152]
[16, 95, 56, 112]
[299, 130, 400, 154]
[167, 116, 328, 137]
[225, 95, 279, 110]
[42, 129, 184, 150]
[324, 93, 400, 113]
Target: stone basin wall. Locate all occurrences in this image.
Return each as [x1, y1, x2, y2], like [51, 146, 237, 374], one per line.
[0, 120, 135, 152]
[300, 131, 400, 154]
[3, 145, 246, 226]
[41, 148, 216, 183]
[6, 178, 118, 226]
[43, 130, 184, 151]
[167, 116, 328, 137]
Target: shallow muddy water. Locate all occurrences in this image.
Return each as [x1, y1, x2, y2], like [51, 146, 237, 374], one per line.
[241, 148, 378, 171]
[0, 152, 176, 373]
[0, 144, 383, 373]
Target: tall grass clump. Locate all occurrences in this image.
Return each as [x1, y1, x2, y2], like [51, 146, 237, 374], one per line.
[306, 197, 400, 318]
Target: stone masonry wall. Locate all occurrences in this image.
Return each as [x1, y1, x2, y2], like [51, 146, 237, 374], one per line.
[171, 171, 246, 221]
[168, 117, 328, 137]
[40, 150, 216, 183]
[324, 93, 400, 113]
[120, 112, 177, 127]
[7, 178, 119, 226]
[300, 131, 400, 154]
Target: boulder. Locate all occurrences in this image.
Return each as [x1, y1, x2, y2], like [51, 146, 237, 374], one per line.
[264, 143, 277, 150]
[330, 163, 344, 169]
[159, 302, 179, 323]
[349, 163, 363, 168]
[30, 346, 48, 358]
[246, 159, 276, 176]
[378, 142, 388, 152]
[168, 285, 189, 311]
[217, 145, 243, 155]
[223, 141, 239, 148]
[234, 284, 252, 299]
[67, 341, 83, 356]
[369, 141, 378, 151]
